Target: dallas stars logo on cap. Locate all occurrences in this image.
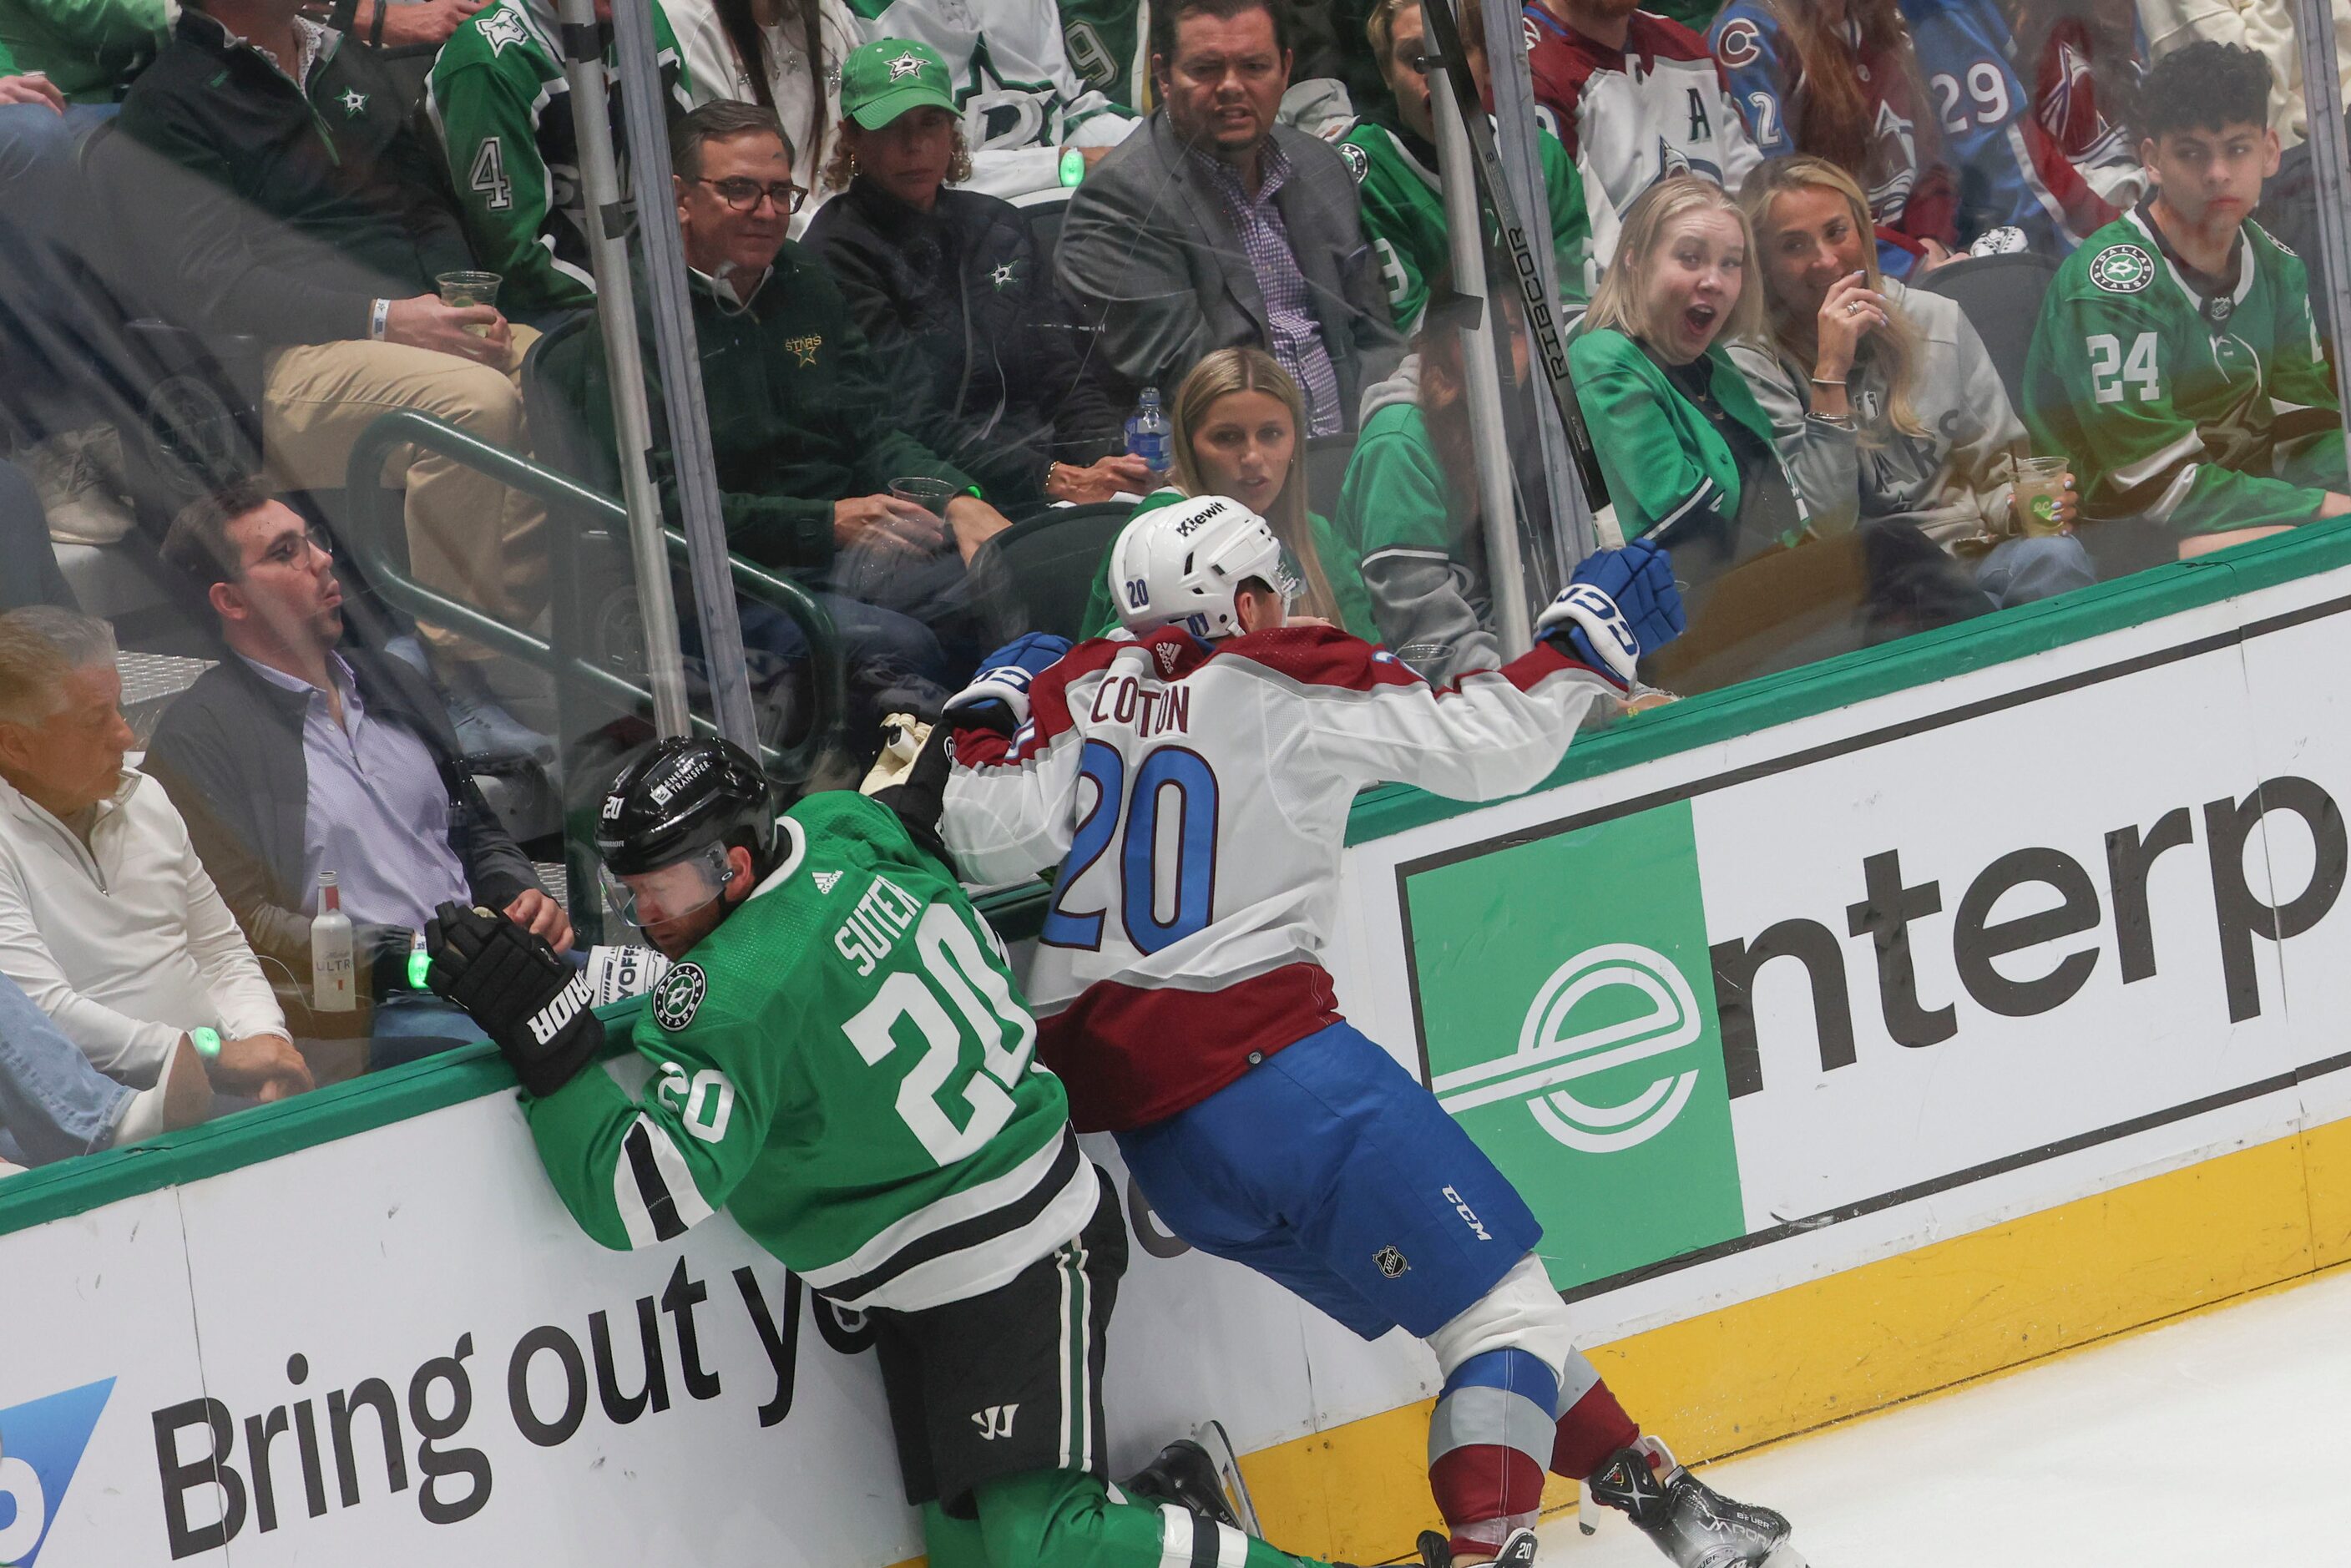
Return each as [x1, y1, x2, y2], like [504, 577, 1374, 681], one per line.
[887, 50, 924, 81]
[2091, 243, 2154, 294]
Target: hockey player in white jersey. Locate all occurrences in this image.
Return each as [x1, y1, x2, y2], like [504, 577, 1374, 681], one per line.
[938, 496, 1803, 1567]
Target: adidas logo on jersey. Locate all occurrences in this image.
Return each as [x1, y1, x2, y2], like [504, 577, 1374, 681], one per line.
[813, 870, 842, 894]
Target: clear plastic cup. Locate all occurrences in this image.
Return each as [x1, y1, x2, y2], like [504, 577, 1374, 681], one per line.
[436, 270, 502, 336]
[888, 476, 958, 516]
[2013, 455, 2069, 537]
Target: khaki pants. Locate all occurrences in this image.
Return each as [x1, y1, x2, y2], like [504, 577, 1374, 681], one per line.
[261, 329, 548, 669]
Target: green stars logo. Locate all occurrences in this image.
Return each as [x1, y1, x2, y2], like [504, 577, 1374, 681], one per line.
[2091, 243, 2155, 294]
[652, 963, 706, 1032]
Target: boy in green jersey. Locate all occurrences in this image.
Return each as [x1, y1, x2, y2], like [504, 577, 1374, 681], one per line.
[424, 736, 1345, 1568]
[2023, 41, 2351, 557]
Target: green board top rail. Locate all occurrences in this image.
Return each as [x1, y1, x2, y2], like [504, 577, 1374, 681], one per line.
[3, 519, 2343, 1240]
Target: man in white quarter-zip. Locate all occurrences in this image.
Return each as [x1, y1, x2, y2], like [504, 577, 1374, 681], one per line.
[0, 609, 313, 1104]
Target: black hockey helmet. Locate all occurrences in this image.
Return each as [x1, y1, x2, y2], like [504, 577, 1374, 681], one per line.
[595, 736, 776, 878]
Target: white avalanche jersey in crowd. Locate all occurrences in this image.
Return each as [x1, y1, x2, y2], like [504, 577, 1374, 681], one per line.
[1522, 4, 1759, 289]
[942, 624, 1620, 1133]
[844, 0, 1137, 201]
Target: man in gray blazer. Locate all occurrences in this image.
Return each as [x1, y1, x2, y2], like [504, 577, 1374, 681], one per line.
[1054, 0, 1403, 433]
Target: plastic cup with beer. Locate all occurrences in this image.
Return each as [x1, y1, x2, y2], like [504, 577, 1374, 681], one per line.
[436, 271, 503, 336]
[890, 476, 960, 547]
[2012, 455, 2070, 537]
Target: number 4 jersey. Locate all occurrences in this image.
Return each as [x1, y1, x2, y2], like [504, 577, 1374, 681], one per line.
[2023, 207, 2348, 536]
[941, 625, 1623, 1133]
[523, 790, 1095, 1313]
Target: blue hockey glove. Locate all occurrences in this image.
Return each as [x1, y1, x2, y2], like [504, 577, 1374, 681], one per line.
[1569, 539, 1685, 655]
[943, 632, 1073, 733]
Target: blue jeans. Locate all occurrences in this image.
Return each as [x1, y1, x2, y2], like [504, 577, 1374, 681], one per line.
[0, 101, 123, 441]
[366, 993, 488, 1071]
[0, 969, 131, 1167]
[0, 457, 74, 610]
[1978, 533, 2098, 608]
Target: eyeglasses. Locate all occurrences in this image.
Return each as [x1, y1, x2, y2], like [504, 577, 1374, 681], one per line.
[249, 524, 332, 572]
[696, 176, 807, 214]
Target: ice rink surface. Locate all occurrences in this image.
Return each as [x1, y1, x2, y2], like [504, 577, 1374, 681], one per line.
[1538, 1268, 2351, 1565]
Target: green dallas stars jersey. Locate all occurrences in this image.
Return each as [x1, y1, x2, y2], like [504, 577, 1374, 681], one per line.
[2023, 210, 2348, 536]
[524, 791, 1095, 1313]
[1337, 113, 1590, 331]
[426, 0, 703, 316]
[1054, 0, 1148, 112]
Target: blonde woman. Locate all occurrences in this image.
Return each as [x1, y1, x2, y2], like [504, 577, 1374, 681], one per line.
[1080, 349, 1373, 639]
[1732, 154, 2093, 606]
[1567, 175, 1798, 589]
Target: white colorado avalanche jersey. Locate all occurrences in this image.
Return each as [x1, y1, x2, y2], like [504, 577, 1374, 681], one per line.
[941, 623, 1620, 1131]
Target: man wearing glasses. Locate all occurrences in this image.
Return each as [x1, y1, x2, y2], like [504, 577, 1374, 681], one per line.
[145, 478, 569, 1070]
[563, 102, 1018, 741]
[427, 0, 710, 318]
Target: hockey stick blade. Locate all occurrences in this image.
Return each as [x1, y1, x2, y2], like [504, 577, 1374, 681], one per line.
[1191, 1419, 1263, 1538]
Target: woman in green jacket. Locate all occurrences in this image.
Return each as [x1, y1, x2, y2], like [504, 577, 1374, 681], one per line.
[1081, 349, 1373, 640]
[1568, 174, 1800, 584]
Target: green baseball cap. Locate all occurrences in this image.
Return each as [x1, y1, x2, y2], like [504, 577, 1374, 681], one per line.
[841, 38, 958, 130]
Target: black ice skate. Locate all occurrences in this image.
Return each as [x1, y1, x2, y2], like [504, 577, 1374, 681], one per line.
[1125, 1437, 1247, 1534]
[1585, 1438, 1803, 1568]
[1416, 1524, 1540, 1567]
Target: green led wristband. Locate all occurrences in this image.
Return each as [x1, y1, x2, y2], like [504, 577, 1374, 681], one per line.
[409, 947, 433, 990]
[1059, 147, 1086, 187]
[190, 1027, 221, 1061]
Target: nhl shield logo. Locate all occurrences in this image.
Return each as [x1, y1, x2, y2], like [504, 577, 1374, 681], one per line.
[2091, 243, 2155, 294]
[1340, 140, 1369, 185]
[1373, 1244, 1409, 1277]
[652, 962, 707, 1032]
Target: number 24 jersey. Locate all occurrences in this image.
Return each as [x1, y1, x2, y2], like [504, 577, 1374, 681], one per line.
[2024, 210, 2346, 536]
[523, 790, 1094, 1314]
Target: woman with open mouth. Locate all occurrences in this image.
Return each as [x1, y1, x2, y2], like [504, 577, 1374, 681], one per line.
[1568, 174, 1806, 687]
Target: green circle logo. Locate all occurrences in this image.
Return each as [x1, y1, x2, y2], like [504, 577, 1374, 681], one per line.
[653, 963, 706, 1033]
[2091, 244, 2153, 294]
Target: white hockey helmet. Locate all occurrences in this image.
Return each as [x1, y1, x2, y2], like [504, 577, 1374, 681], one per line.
[1106, 494, 1287, 639]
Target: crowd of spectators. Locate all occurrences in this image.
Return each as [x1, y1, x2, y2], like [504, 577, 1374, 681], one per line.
[3, 0, 2351, 1173]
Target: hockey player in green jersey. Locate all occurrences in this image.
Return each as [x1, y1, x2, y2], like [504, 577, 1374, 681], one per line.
[427, 0, 706, 316]
[422, 736, 1350, 1568]
[1342, 0, 1589, 328]
[2023, 41, 2350, 555]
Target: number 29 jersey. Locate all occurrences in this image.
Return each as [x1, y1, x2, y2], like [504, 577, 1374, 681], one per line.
[941, 625, 1622, 1134]
[2023, 209, 2346, 537]
[523, 791, 1094, 1314]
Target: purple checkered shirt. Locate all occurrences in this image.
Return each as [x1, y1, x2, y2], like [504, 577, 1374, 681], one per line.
[1189, 139, 1344, 436]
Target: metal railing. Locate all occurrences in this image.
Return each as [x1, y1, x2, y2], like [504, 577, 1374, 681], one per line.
[341, 409, 849, 934]
[342, 407, 844, 764]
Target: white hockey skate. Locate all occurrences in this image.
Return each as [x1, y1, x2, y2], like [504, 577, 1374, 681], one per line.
[1584, 1438, 1807, 1568]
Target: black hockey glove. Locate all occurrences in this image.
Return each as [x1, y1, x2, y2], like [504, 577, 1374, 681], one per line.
[423, 901, 604, 1097]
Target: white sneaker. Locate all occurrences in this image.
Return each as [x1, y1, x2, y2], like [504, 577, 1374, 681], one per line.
[26, 425, 136, 546]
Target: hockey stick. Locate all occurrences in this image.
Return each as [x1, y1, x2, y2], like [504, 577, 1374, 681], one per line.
[1417, 0, 1608, 505]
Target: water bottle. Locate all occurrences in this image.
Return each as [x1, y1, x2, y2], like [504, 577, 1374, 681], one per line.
[1125, 386, 1171, 478]
[311, 870, 356, 1013]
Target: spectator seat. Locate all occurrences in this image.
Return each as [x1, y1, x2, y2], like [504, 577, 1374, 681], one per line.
[1306, 432, 1356, 521]
[1912, 251, 2061, 414]
[966, 501, 1133, 643]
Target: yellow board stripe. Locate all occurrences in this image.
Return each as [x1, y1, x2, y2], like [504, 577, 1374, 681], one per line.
[891, 1115, 2351, 1568]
